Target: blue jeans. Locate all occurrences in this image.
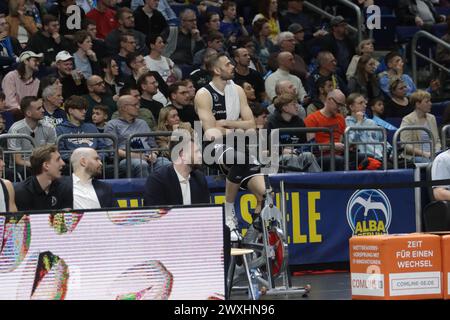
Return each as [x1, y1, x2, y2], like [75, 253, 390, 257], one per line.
[119, 157, 172, 178]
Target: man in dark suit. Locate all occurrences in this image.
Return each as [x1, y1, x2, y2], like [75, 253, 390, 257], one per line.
[144, 130, 210, 206]
[60, 147, 116, 209]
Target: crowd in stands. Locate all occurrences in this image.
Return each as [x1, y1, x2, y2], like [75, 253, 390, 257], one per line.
[1, 0, 450, 181]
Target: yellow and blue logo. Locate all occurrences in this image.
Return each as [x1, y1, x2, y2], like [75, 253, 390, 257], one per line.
[346, 189, 392, 236]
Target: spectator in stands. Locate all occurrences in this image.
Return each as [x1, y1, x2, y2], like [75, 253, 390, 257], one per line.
[105, 7, 148, 56]
[312, 16, 355, 77]
[233, 47, 267, 102]
[83, 75, 117, 122]
[115, 32, 137, 78]
[168, 81, 199, 127]
[14, 144, 70, 211]
[279, 0, 316, 39]
[190, 48, 216, 91]
[72, 30, 100, 79]
[384, 78, 414, 118]
[104, 94, 160, 178]
[379, 51, 440, 98]
[111, 84, 157, 131]
[48, 0, 86, 39]
[136, 71, 164, 122]
[236, 36, 266, 75]
[42, 84, 67, 128]
[155, 105, 187, 161]
[219, 1, 248, 45]
[8, 96, 57, 176]
[56, 95, 107, 164]
[289, 23, 312, 65]
[252, 18, 275, 70]
[348, 55, 382, 101]
[54, 50, 89, 99]
[267, 92, 321, 173]
[163, 9, 204, 73]
[193, 31, 224, 69]
[345, 93, 390, 162]
[6, 0, 38, 48]
[304, 89, 347, 171]
[37, 74, 61, 98]
[400, 90, 441, 163]
[265, 51, 307, 102]
[369, 98, 398, 131]
[396, 0, 446, 28]
[101, 57, 124, 96]
[133, 0, 168, 40]
[267, 31, 308, 82]
[237, 81, 258, 107]
[431, 146, 450, 201]
[202, 11, 221, 35]
[253, 0, 280, 43]
[26, 14, 72, 68]
[346, 39, 378, 81]
[131, 0, 177, 22]
[306, 76, 334, 116]
[184, 78, 196, 106]
[2, 51, 41, 111]
[267, 79, 307, 119]
[91, 105, 109, 133]
[0, 15, 21, 76]
[145, 34, 180, 86]
[86, 0, 118, 40]
[250, 103, 269, 129]
[0, 147, 17, 212]
[60, 147, 115, 209]
[307, 51, 348, 98]
[83, 19, 109, 61]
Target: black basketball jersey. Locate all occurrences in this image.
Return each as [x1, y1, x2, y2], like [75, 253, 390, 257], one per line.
[203, 83, 227, 120]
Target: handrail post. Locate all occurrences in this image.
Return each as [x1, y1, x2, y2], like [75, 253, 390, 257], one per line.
[393, 126, 436, 169]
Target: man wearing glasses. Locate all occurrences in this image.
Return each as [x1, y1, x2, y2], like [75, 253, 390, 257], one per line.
[304, 89, 347, 171]
[163, 9, 204, 75]
[83, 75, 117, 123]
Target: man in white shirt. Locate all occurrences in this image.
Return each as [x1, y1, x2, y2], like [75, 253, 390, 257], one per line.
[63, 147, 116, 209]
[264, 52, 307, 102]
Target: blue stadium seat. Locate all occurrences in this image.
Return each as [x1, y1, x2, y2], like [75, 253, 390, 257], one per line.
[396, 26, 420, 44]
[171, 4, 199, 18]
[385, 117, 403, 128]
[1, 111, 15, 132]
[436, 6, 450, 17]
[432, 101, 450, 117]
[206, 5, 221, 16]
[373, 15, 397, 50]
[433, 24, 448, 38]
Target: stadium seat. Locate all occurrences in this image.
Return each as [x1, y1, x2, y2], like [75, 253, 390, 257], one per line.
[373, 15, 397, 50]
[396, 26, 420, 44]
[171, 4, 199, 17]
[436, 6, 450, 17]
[431, 101, 450, 117]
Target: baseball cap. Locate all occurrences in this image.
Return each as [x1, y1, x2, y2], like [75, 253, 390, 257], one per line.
[55, 51, 73, 63]
[19, 51, 43, 62]
[330, 16, 347, 27]
[288, 23, 304, 34]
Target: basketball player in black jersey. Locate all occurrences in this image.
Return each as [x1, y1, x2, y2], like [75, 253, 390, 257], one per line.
[194, 52, 266, 241]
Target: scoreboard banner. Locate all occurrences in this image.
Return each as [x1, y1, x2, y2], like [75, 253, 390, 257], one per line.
[0, 206, 225, 300]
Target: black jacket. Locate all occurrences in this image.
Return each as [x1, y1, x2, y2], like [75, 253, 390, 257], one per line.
[133, 6, 169, 41]
[59, 176, 117, 209]
[396, 0, 441, 26]
[144, 164, 210, 206]
[26, 31, 73, 67]
[267, 109, 307, 144]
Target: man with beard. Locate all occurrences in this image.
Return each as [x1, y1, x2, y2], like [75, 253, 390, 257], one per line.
[143, 125, 209, 206]
[194, 52, 266, 242]
[60, 147, 116, 209]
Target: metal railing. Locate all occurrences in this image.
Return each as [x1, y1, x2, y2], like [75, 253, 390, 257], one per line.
[271, 127, 336, 172]
[392, 126, 436, 169]
[411, 30, 450, 85]
[344, 126, 388, 171]
[0, 134, 36, 182]
[125, 132, 172, 178]
[56, 133, 119, 179]
[441, 124, 450, 150]
[304, 0, 362, 44]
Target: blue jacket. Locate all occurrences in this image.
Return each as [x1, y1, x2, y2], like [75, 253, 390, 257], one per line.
[55, 121, 107, 161]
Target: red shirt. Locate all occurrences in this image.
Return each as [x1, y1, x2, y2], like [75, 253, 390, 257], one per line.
[304, 110, 346, 144]
[86, 8, 118, 39]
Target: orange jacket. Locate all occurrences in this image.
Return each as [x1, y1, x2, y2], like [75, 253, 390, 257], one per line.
[5, 15, 38, 39]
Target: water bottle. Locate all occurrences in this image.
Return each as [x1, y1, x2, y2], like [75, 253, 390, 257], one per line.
[248, 269, 260, 300]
